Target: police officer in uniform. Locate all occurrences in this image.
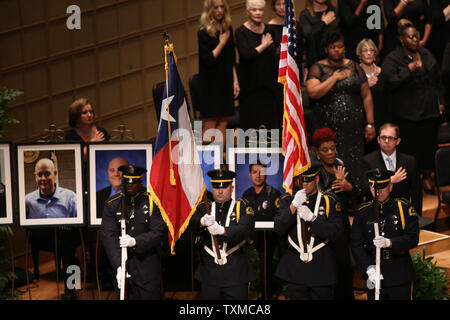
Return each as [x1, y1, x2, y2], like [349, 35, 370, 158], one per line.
[274, 163, 343, 300]
[351, 169, 419, 300]
[101, 165, 167, 300]
[190, 165, 255, 300]
[242, 160, 282, 299]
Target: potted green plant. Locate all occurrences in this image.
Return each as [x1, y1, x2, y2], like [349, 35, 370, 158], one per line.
[412, 248, 450, 300]
[0, 87, 21, 298]
[0, 226, 18, 299]
[0, 87, 22, 138]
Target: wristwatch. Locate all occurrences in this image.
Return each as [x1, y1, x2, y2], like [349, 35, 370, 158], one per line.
[366, 123, 374, 129]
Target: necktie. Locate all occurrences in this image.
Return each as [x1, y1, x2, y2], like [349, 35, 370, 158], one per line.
[386, 157, 393, 171]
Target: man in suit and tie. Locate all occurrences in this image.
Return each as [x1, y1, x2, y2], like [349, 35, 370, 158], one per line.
[96, 156, 129, 219]
[362, 123, 422, 215]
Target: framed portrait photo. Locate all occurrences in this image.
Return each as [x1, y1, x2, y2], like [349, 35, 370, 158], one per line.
[87, 142, 153, 226]
[17, 143, 84, 227]
[0, 143, 14, 225]
[228, 147, 285, 230]
[197, 143, 222, 192]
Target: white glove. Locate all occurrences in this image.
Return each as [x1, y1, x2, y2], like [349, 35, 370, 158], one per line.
[119, 234, 136, 248]
[366, 266, 384, 284]
[200, 214, 215, 227]
[116, 266, 131, 289]
[297, 205, 315, 221]
[373, 236, 391, 248]
[291, 189, 307, 208]
[207, 221, 225, 236]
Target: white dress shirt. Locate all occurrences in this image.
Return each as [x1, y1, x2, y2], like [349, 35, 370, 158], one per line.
[381, 150, 397, 171]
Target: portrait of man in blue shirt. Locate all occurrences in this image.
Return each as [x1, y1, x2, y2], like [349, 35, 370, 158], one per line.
[26, 158, 77, 219]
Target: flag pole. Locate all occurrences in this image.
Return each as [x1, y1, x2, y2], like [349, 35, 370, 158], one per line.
[163, 32, 176, 186]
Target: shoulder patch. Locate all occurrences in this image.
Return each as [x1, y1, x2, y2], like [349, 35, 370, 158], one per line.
[357, 200, 373, 211]
[246, 206, 254, 215]
[275, 197, 280, 208]
[335, 202, 341, 212]
[408, 206, 417, 217]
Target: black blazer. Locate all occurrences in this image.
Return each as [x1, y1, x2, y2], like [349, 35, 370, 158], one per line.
[362, 150, 422, 215]
[96, 186, 113, 219]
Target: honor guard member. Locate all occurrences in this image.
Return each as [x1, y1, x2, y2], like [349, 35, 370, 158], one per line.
[101, 165, 167, 300]
[274, 163, 343, 300]
[242, 160, 282, 299]
[190, 166, 255, 300]
[351, 169, 419, 300]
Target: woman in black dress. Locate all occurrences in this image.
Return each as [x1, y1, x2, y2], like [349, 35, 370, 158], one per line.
[235, 0, 281, 130]
[356, 38, 389, 152]
[306, 31, 376, 194]
[382, 20, 442, 192]
[312, 127, 356, 300]
[338, 0, 384, 62]
[266, 0, 284, 48]
[297, 0, 341, 74]
[266, 0, 286, 130]
[65, 98, 110, 145]
[429, 0, 450, 66]
[382, 0, 432, 60]
[64, 98, 111, 297]
[198, 0, 239, 143]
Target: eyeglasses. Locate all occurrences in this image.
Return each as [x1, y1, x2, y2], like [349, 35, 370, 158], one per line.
[379, 135, 398, 142]
[361, 48, 376, 53]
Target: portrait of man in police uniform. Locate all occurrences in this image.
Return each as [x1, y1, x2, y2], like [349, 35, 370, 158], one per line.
[242, 160, 282, 299]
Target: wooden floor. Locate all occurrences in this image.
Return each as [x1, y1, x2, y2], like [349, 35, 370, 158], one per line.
[11, 193, 450, 301]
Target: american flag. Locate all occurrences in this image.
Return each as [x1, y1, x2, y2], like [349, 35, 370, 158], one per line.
[278, 0, 310, 194]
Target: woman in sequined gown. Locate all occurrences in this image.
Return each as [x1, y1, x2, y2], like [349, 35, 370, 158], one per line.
[306, 31, 376, 193]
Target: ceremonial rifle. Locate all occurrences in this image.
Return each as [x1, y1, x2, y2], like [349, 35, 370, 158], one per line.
[119, 194, 127, 300]
[202, 192, 224, 264]
[373, 183, 381, 300]
[293, 176, 308, 257]
[367, 169, 382, 300]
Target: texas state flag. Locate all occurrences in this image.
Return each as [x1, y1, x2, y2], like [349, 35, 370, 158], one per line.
[149, 43, 205, 254]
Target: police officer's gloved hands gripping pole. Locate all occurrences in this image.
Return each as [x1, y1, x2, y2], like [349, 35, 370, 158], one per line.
[117, 235, 134, 290]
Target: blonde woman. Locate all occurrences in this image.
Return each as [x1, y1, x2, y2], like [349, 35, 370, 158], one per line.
[198, 0, 239, 144]
[356, 38, 389, 137]
[235, 0, 282, 130]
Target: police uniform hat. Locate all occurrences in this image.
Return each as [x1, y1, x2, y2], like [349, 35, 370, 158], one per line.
[366, 168, 394, 189]
[298, 161, 321, 182]
[207, 164, 236, 188]
[118, 165, 147, 184]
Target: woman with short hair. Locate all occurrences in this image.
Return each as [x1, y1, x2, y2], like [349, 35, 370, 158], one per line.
[235, 0, 282, 130]
[381, 19, 442, 193]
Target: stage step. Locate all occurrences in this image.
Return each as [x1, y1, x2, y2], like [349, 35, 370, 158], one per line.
[429, 250, 450, 279]
[410, 230, 450, 257]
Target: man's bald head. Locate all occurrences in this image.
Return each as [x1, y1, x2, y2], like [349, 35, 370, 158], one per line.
[108, 156, 129, 191]
[34, 158, 57, 195]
